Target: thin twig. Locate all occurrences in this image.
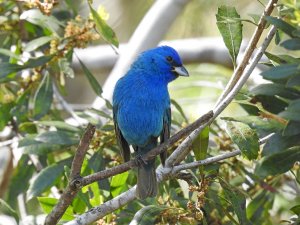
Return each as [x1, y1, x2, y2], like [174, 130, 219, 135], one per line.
[166, 25, 277, 167]
[172, 150, 241, 173]
[215, 0, 278, 107]
[44, 124, 96, 225]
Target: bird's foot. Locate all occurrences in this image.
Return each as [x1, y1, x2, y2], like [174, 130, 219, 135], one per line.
[135, 154, 147, 167]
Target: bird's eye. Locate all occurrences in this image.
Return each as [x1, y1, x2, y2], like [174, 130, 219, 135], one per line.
[166, 56, 173, 62]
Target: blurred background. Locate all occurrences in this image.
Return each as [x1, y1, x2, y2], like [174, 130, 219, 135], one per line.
[65, 0, 270, 119]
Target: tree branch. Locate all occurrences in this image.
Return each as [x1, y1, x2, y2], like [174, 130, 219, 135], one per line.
[81, 110, 213, 186]
[166, 25, 277, 167]
[215, 0, 278, 107]
[44, 123, 96, 225]
[63, 24, 277, 225]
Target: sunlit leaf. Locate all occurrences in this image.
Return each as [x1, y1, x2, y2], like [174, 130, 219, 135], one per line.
[88, 3, 119, 47]
[225, 121, 259, 160]
[24, 36, 53, 52]
[37, 121, 81, 133]
[38, 197, 74, 221]
[20, 9, 63, 35]
[216, 6, 242, 66]
[110, 172, 128, 197]
[192, 126, 210, 175]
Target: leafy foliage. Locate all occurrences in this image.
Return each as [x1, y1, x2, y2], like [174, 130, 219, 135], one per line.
[0, 1, 299, 225]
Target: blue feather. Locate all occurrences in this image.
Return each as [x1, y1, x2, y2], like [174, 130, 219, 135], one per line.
[112, 46, 189, 199]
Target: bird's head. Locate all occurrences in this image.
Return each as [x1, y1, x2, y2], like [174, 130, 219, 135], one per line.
[132, 46, 189, 83]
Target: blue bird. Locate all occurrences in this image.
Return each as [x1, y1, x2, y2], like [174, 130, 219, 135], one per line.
[113, 46, 189, 199]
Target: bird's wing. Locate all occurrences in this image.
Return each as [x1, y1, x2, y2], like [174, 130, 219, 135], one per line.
[160, 107, 171, 166]
[113, 105, 131, 162]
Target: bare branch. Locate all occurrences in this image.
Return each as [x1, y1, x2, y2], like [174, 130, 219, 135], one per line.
[44, 124, 96, 225]
[166, 24, 277, 167]
[172, 150, 241, 173]
[81, 111, 213, 186]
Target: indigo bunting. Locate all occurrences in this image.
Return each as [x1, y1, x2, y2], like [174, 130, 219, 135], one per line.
[113, 46, 189, 199]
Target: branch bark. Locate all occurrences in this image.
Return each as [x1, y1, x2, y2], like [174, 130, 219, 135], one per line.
[44, 123, 96, 225]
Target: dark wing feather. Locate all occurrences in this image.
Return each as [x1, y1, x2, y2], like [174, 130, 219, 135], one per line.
[160, 107, 171, 166]
[113, 105, 131, 162]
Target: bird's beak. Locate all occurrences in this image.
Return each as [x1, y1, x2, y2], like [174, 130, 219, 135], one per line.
[172, 66, 189, 77]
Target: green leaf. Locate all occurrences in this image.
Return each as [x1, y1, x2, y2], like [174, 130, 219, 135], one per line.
[283, 121, 300, 136]
[27, 158, 72, 200]
[24, 36, 53, 52]
[290, 205, 300, 215]
[171, 99, 188, 123]
[221, 116, 284, 132]
[6, 155, 35, 208]
[279, 99, 300, 121]
[10, 89, 30, 123]
[0, 48, 21, 60]
[35, 131, 79, 145]
[0, 198, 19, 222]
[33, 71, 53, 119]
[265, 16, 296, 37]
[225, 121, 259, 160]
[256, 147, 300, 178]
[88, 4, 119, 47]
[77, 57, 103, 96]
[0, 103, 13, 131]
[260, 64, 299, 80]
[110, 171, 128, 197]
[247, 191, 274, 223]
[262, 133, 300, 156]
[219, 179, 250, 225]
[37, 121, 81, 133]
[287, 75, 300, 87]
[38, 197, 74, 221]
[216, 6, 242, 67]
[25, 55, 54, 68]
[19, 135, 62, 155]
[0, 62, 24, 80]
[20, 9, 63, 34]
[280, 38, 300, 50]
[58, 57, 75, 78]
[131, 205, 168, 225]
[250, 83, 300, 99]
[192, 126, 209, 175]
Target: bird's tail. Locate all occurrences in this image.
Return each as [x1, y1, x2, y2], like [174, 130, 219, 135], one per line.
[136, 158, 157, 199]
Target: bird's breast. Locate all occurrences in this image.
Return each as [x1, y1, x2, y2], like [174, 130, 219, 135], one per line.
[116, 85, 169, 147]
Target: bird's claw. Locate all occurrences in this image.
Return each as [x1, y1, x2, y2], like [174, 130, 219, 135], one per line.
[135, 154, 147, 167]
